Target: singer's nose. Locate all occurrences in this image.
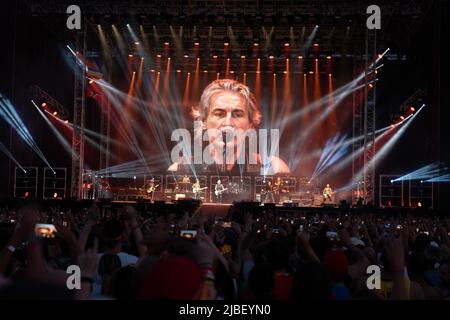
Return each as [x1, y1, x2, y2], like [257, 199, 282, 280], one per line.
[224, 111, 234, 126]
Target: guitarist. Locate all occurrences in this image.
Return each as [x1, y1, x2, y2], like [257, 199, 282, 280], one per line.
[214, 179, 226, 203]
[322, 183, 333, 203]
[146, 178, 159, 202]
[192, 179, 202, 199]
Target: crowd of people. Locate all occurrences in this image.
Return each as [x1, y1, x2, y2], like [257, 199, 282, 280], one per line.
[0, 200, 449, 300]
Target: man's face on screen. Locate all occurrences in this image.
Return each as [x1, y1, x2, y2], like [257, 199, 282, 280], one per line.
[205, 91, 251, 131]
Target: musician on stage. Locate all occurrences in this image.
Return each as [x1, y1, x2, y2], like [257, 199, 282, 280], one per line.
[323, 183, 333, 202]
[214, 179, 226, 203]
[146, 178, 158, 201]
[264, 180, 275, 203]
[192, 179, 201, 199]
[274, 176, 282, 203]
[181, 175, 190, 192]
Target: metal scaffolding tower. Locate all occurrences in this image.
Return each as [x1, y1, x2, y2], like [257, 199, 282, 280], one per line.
[363, 28, 377, 205]
[70, 23, 87, 199]
[352, 28, 377, 205]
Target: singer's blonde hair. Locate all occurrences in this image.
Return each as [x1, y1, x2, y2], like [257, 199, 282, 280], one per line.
[192, 79, 262, 128]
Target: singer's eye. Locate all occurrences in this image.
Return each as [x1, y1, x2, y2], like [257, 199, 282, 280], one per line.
[233, 110, 244, 118]
[212, 109, 226, 117]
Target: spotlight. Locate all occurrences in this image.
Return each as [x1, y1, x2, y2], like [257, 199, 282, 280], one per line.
[241, 55, 245, 59]
[400, 116, 405, 120]
[298, 56, 303, 59]
[230, 70, 234, 74]
[326, 56, 331, 59]
[283, 71, 287, 74]
[194, 42, 199, 46]
[254, 42, 259, 47]
[164, 42, 170, 45]
[284, 43, 290, 47]
[309, 71, 314, 74]
[269, 55, 274, 59]
[197, 58, 200, 61]
[134, 41, 140, 45]
[420, 180, 423, 183]
[89, 79, 94, 84]
[224, 42, 229, 46]
[156, 54, 162, 58]
[328, 73, 332, 77]
[313, 43, 319, 47]
[315, 58, 318, 62]
[41, 102, 47, 107]
[53, 111, 58, 116]
[410, 107, 415, 112]
[64, 120, 69, 124]
[150, 69, 155, 72]
[184, 54, 189, 58]
[176, 69, 181, 73]
[203, 70, 208, 73]
[369, 83, 373, 88]
[128, 54, 133, 58]
[212, 55, 218, 59]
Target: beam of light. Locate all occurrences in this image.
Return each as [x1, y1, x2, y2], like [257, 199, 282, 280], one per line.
[32, 101, 78, 160]
[0, 95, 54, 173]
[286, 82, 366, 171]
[310, 133, 349, 181]
[66, 44, 88, 72]
[316, 118, 409, 182]
[126, 24, 146, 58]
[94, 153, 170, 177]
[135, 57, 145, 95]
[49, 112, 122, 162]
[0, 140, 26, 173]
[393, 162, 448, 181]
[426, 174, 450, 182]
[193, 58, 200, 101]
[302, 25, 318, 57]
[270, 73, 277, 126]
[287, 123, 392, 172]
[254, 58, 261, 108]
[95, 80, 154, 171]
[352, 104, 425, 184]
[277, 68, 368, 132]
